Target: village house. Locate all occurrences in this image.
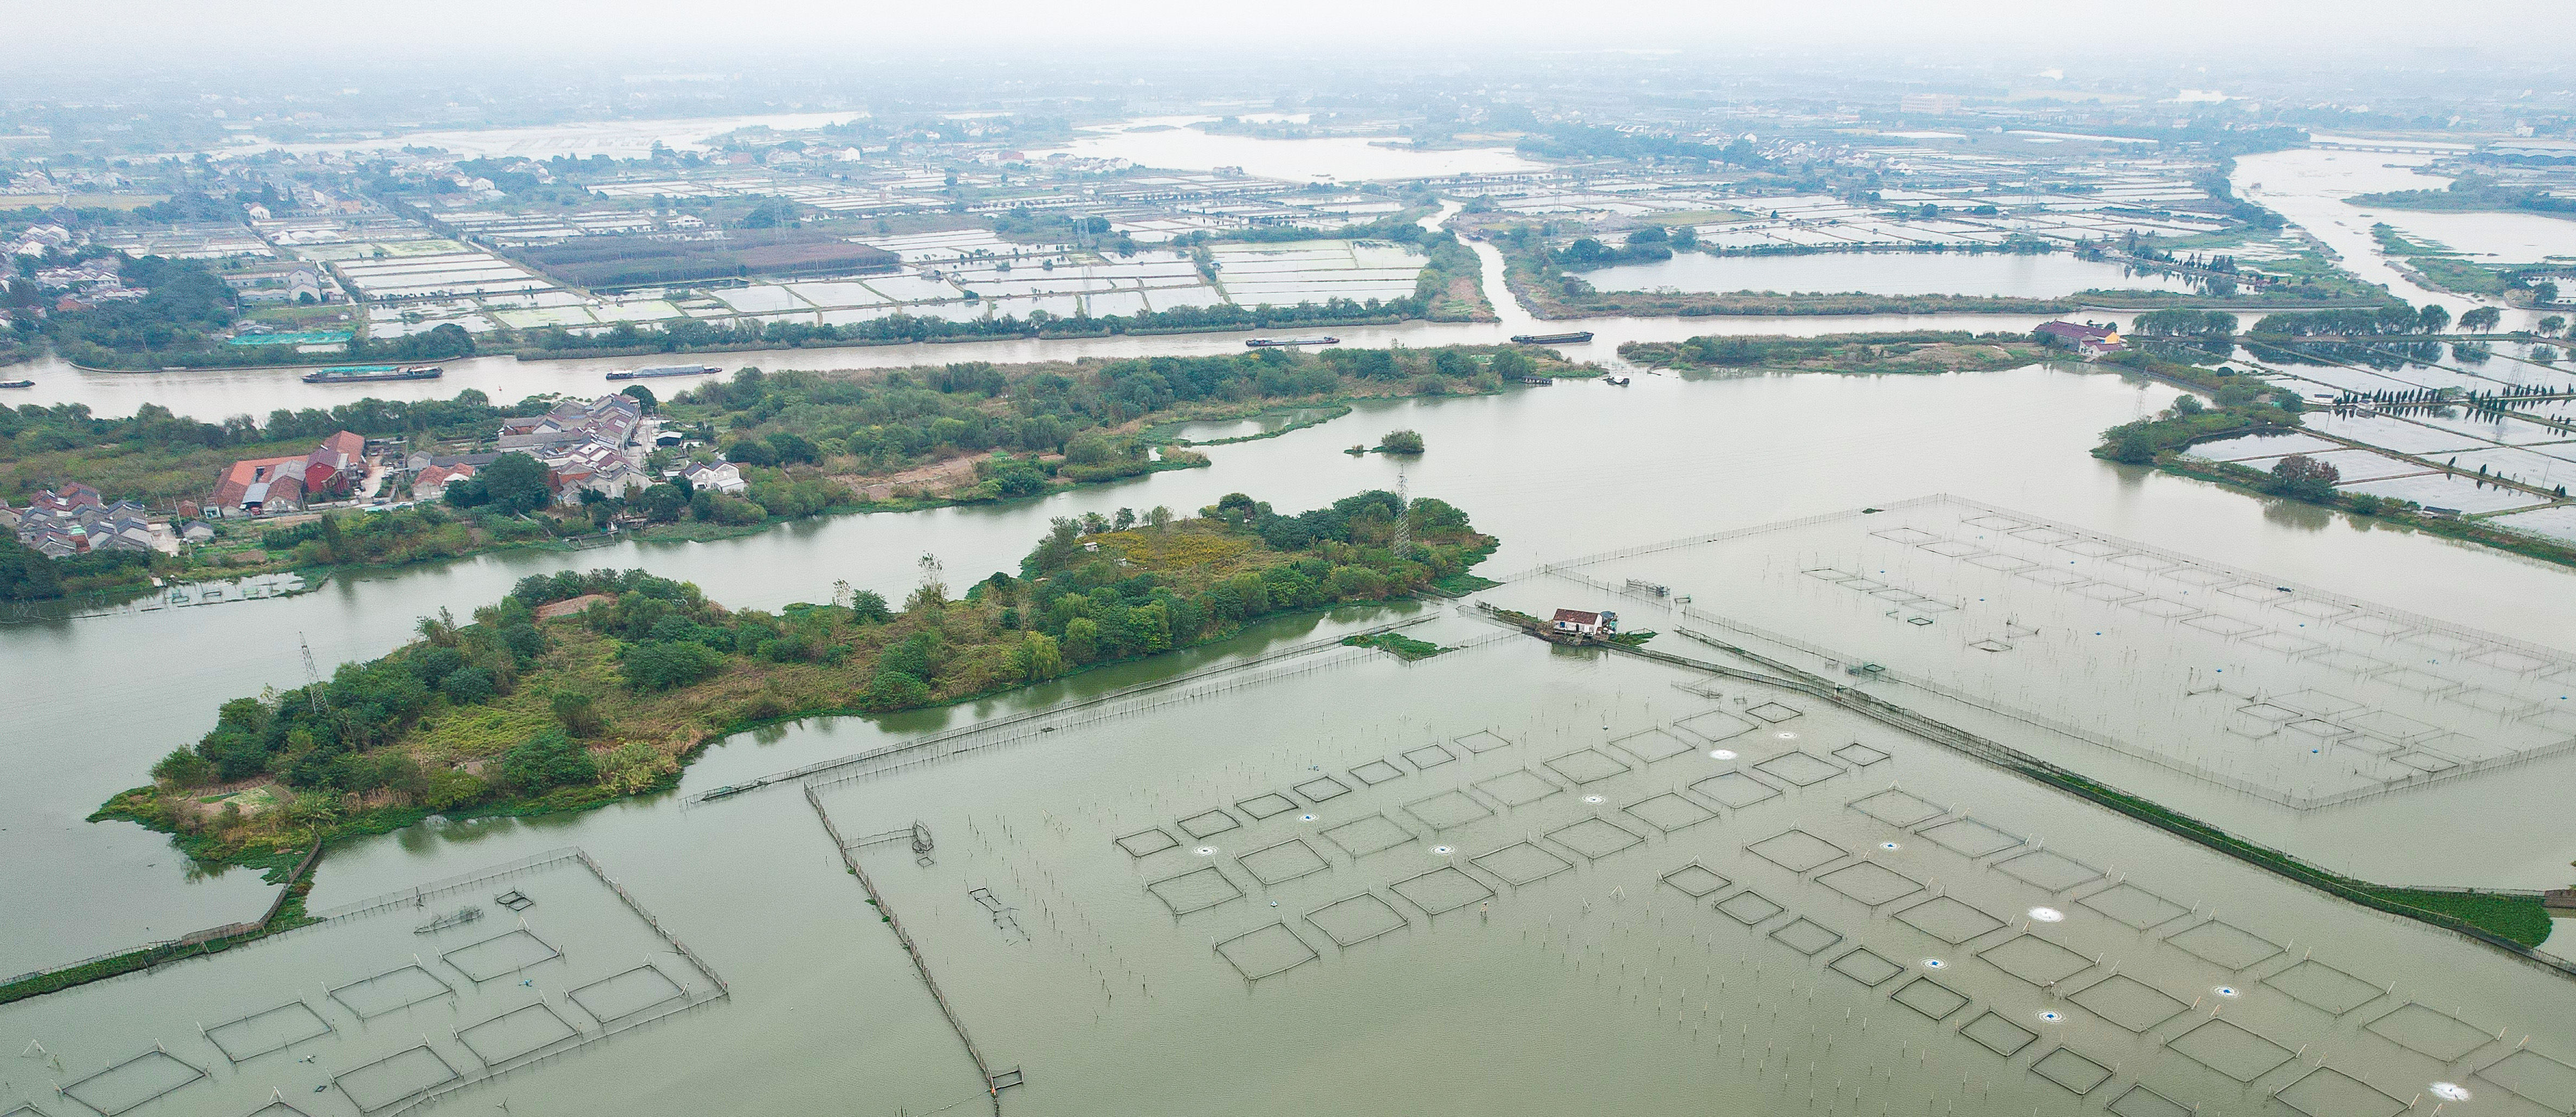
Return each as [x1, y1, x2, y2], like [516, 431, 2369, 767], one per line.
[11, 484, 161, 558]
[2034, 321, 2128, 359]
[209, 429, 369, 517]
[544, 442, 645, 504]
[491, 396, 649, 504]
[411, 461, 478, 501]
[1550, 608, 1617, 638]
[680, 460, 747, 495]
[497, 395, 643, 456]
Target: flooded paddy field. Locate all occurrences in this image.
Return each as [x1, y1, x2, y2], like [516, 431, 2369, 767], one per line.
[1582, 251, 2196, 300]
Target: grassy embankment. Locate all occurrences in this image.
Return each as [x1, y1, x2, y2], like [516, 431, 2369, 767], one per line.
[2352, 178, 2576, 221]
[1342, 630, 1447, 659]
[1620, 331, 2057, 375]
[2044, 766, 2553, 947]
[93, 490, 1496, 879]
[1496, 237, 2377, 320]
[2370, 223, 2512, 297]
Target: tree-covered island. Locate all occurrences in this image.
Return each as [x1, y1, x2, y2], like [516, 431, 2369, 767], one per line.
[96, 489, 1496, 874]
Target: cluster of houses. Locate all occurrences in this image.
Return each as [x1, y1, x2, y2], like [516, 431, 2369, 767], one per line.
[209, 430, 370, 518]
[496, 394, 649, 504]
[190, 394, 745, 523]
[407, 394, 745, 506]
[3, 483, 195, 559]
[221, 262, 333, 305]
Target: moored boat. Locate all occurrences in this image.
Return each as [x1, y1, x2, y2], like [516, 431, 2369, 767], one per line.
[607, 364, 722, 380]
[301, 364, 443, 384]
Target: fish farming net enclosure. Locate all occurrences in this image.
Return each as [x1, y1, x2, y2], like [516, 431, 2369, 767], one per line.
[328, 964, 457, 1020]
[1304, 893, 1410, 948]
[457, 1002, 582, 1064]
[60, 1049, 206, 1116]
[1473, 768, 1562, 808]
[0, 850, 727, 1117]
[1237, 838, 1330, 887]
[781, 592, 2576, 1117]
[202, 999, 333, 1063]
[335, 1044, 461, 1113]
[1470, 842, 1574, 887]
[1545, 495, 2576, 810]
[1214, 924, 1319, 981]
[1959, 1010, 2038, 1057]
[439, 927, 563, 982]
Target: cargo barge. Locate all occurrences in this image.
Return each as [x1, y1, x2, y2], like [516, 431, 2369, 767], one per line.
[301, 364, 443, 384]
[1244, 336, 1340, 348]
[1509, 331, 1595, 345]
[607, 364, 722, 381]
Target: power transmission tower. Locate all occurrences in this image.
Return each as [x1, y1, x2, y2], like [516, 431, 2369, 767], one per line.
[1393, 468, 1412, 554]
[299, 632, 328, 714]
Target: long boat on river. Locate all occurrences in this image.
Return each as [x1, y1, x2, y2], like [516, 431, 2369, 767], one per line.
[301, 364, 443, 384]
[1244, 336, 1340, 348]
[606, 364, 723, 381]
[1509, 331, 1595, 344]
[0, 378, 33, 389]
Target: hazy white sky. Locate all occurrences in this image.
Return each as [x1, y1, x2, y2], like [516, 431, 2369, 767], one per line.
[10, 0, 2574, 62]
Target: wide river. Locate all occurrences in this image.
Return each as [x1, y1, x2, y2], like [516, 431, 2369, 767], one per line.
[6, 137, 2576, 1117]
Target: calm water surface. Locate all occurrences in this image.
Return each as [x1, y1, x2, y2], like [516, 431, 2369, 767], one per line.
[1582, 250, 2196, 299]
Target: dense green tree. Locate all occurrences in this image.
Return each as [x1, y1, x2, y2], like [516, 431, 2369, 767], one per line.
[863, 669, 929, 709]
[501, 729, 597, 792]
[480, 452, 554, 514]
[0, 537, 64, 601]
[619, 640, 724, 692]
[151, 747, 217, 787]
[438, 667, 496, 705]
[2267, 454, 2342, 501]
[1487, 350, 1536, 381]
